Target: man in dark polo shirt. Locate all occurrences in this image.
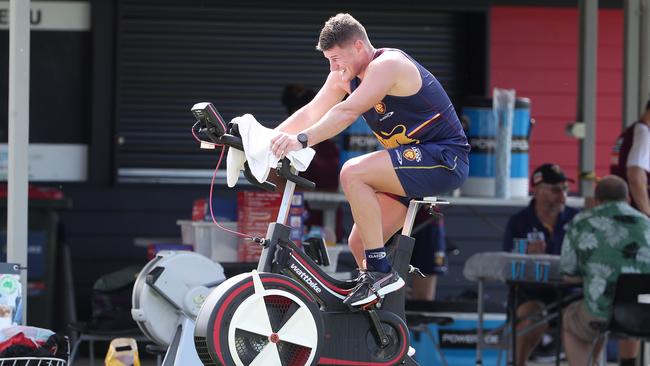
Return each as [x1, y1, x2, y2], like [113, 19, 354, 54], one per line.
[503, 163, 580, 365]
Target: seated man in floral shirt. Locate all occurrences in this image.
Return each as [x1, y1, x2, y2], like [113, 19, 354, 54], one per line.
[560, 175, 650, 366]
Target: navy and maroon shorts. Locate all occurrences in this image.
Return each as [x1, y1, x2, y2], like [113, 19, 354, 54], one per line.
[388, 142, 468, 199]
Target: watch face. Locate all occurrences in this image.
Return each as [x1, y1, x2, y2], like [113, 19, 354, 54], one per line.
[298, 133, 308, 147]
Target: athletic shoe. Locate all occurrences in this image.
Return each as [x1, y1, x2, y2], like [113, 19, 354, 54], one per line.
[531, 334, 565, 363]
[343, 270, 405, 307]
[408, 346, 416, 357]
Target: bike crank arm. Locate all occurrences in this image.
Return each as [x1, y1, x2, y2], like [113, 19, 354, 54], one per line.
[367, 309, 390, 348]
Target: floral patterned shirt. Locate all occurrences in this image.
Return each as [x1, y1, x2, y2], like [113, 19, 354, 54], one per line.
[560, 201, 650, 319]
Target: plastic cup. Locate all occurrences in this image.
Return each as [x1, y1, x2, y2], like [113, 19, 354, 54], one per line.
[535, 261, 550, 282]
[511, 259, 526, 280]
[513, 238, 528, 254]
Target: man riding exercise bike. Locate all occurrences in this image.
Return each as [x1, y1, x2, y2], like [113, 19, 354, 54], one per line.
[191, 101, 450, 365]
[270, 13, 469, 307]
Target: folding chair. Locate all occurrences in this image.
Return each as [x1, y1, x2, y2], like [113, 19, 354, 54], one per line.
[588, 273, 650, 365]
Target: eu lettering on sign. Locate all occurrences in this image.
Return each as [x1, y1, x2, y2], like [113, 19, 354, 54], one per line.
[0, 2, 90, 31]
[0, 8, 42, 26]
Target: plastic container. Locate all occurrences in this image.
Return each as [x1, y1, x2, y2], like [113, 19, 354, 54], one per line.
[177, 220, 195, 245]
[209, 221, 238, 263]
[190, 221, 238, 262]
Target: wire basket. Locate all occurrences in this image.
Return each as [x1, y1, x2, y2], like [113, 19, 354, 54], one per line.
[0, 358, 66, 366]
[0, 335, 69, 366]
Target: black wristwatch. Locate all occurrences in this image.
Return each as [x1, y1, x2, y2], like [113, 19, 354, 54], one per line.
[297, 133, 308, 148]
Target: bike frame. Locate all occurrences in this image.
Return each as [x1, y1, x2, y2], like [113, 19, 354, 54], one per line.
[255, 177, 446, 319]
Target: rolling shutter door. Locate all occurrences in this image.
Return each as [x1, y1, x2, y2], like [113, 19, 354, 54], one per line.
[115, 0, 464, 181]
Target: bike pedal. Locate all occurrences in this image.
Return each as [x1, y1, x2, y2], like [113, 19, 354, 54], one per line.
[360, 297, 381, 311]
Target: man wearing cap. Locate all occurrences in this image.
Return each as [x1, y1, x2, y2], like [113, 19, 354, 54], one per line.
[503, 163, 580, 365]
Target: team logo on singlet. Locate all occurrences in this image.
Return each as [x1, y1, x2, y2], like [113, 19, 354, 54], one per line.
[373, 125, 419, 149]
[374, 102, 387, 114]
[402, 147, 422, 162]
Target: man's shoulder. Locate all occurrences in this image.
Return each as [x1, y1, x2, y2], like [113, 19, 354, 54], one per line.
[633, 122, 650, 141]
[509, 205, 531, 220]
[371, 51, 412, 73]
[376, 48, 405, 59]
[566, 206, 594, 226]
[573, 202, 648, 225]
[634, 120, 650, 130]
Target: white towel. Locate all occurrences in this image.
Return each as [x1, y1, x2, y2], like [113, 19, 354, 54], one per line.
[226, 114, 315, 187]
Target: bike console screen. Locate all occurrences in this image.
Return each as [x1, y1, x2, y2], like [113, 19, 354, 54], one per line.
[191, 102, 227, 137]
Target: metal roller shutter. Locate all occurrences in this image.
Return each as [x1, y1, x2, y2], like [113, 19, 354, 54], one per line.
[115, 0, 466, 181]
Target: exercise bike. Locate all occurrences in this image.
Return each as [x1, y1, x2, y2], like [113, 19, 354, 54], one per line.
[190, 102, 449, 366]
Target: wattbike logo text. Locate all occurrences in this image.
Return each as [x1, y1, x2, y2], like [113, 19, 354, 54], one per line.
[290, 263, 322, 293]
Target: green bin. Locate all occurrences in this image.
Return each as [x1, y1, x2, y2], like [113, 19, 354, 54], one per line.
[1, 196, 71, 329]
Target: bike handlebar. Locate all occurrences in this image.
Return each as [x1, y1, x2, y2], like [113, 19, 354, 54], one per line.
[191, 102, 315, 191]
[278, 159, 316, 190]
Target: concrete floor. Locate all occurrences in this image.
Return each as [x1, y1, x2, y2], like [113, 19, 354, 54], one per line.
[67, 357, 618, 366]
[69, 357, 159, 366]
[68, 359, 617, 366]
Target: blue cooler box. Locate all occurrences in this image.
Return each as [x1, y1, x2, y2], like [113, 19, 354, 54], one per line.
[411, 311, 507, 366]
[461, 97, 532, 198]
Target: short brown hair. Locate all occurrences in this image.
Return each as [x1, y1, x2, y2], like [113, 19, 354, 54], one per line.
[316, 13, 368, 51]
[595, 175, 628, 203]
[645, 98, 650, 111]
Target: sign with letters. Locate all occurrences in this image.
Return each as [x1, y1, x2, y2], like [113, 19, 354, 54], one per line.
[0, 144, 88, 181]
[0, 1, 90, 31]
